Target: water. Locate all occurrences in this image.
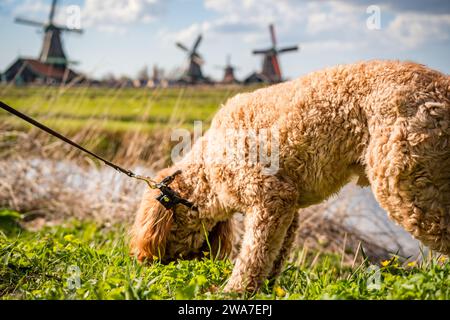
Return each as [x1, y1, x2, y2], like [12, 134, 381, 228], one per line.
[323, 184, 421, 256]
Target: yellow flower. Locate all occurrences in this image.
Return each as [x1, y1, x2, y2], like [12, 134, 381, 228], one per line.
[274, 286, 286, 298]
[381, 256, 399, 267]
[407, 261, 416, 268]
[438, 256, 448, 264]
[381, 260, 390, 267]
[64, 234, 75, 242]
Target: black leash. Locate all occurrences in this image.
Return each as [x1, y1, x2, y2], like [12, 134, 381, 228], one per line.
[0, 101, 136, 178]
[0, 100, 197, 211]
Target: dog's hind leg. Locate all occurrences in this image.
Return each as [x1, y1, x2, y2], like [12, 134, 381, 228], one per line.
[268, 213, 299, 280]
[366, 102, 450, 254]
[371, 163, 450, 255]
[224, 201, 297, 293]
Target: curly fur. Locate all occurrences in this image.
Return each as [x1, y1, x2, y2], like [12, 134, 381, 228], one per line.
[130, 60, 450, 292]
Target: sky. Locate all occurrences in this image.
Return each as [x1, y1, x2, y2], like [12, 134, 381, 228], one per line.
[0, 0, 449, 81]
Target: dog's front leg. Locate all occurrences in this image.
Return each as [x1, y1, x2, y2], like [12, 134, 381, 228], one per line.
[224, 205, 296, 293]
[268, 213, 299, 280]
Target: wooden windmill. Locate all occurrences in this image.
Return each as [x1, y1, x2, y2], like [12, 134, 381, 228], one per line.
[251, 24, 299, 83]
[176, 35, 209, 84]
[15, 0, 83, 66]
[3, 0, 84, 84]
[216, 55, 239, 84]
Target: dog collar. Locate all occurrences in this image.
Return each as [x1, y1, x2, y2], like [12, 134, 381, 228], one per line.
[155, 170, 198, 211]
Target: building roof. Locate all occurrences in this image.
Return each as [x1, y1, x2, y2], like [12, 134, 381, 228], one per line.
[22, 58, 73, 79]
[2, 57, 82, 83]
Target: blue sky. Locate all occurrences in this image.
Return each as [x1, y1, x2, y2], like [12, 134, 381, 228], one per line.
[1, 0, 449, 81]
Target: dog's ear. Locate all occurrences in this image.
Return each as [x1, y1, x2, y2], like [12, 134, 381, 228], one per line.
[130, 190, 173, 262]
[208, 220, 233, 260]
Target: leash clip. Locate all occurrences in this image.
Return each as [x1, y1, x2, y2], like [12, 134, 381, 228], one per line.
[154, 170, 197, 211]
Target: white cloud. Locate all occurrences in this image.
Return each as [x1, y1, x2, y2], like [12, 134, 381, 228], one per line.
[11, 0, 167, 34]
[196, 0, 450, 51]
[175, 1, 297, 57]
[386, 13, 450, 48]
[13, 0, 49, 16]
[81, 0, 167, 33]
[176, 0, 366, 47]
[12, 0, 67, 23]
[12, 0, 87, 33]
[157, 22, 210, 47]
[305, 1, 361, 35]
[203, 0, 307, 37]
[302, 40, 357, 52]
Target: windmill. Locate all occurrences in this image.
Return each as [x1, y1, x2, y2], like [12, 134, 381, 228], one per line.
[175, 35, 209, 84]
[3, 0, 84, 84]
[251, 24, 299, 83]
[15, 0, 83, 67]
[216, 55, 239, 84]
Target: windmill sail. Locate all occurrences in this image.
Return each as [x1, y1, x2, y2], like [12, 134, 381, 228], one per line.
[14, 17, 45, 28]
[251, 24, 299, 83]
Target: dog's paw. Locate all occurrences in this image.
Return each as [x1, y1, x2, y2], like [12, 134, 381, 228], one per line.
[224, 277, 258, 294]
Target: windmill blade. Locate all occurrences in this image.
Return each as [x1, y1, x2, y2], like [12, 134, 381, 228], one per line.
[49, 0, 58, 24]
[252, 49, 270, 55]
[176, 42, 189, 52]
[59, 26, 84, 34]
[15, 17, 45, 28]
[192, 34, 202, 52]
[278, 45, 299, 53]
[269, 24, 277, 47]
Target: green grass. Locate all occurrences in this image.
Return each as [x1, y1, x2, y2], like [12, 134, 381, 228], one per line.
[1, 210, 449, 300]
[0, 86, 252, 133]
[0, 85, 257, 160]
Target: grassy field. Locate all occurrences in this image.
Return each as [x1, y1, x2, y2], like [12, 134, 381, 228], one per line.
[1, 209, 449, 300]
[0, 85, 251, 133]
[0, 85, 254, 165]
[0, 86, 254, 162]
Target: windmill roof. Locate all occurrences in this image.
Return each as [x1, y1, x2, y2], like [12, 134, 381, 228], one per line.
[21, 58, 77, 79]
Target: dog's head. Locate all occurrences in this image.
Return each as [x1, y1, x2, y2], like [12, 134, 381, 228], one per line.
[130, 169, 232, 263]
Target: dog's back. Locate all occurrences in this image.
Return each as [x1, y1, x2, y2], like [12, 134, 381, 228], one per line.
[207, 61, 448, 203]
[213, 60, 449, 131]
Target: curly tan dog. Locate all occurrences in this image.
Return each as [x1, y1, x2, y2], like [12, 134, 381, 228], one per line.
[130, 60, 450, 292]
